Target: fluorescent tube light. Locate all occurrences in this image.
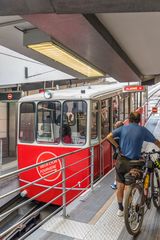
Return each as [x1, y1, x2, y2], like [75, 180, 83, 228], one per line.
[27, 42, 104, 77]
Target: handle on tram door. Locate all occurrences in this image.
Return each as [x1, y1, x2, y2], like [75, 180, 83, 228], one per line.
[62, 157, 67, 217]
[90, 146, 94, 191]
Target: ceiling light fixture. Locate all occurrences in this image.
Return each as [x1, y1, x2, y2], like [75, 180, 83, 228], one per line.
[27, 42, 104, 78]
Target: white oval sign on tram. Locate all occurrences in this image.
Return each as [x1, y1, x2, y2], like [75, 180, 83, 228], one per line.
[36, 152, 62, 182]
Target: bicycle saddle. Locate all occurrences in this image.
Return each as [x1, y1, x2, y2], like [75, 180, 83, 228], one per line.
[129, 159, 145, 168]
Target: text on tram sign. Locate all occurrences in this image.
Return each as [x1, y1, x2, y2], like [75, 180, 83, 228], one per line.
[123, 85, 145, 92]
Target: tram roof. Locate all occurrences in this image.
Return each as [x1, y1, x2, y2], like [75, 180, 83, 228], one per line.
[19, 83, 130, 102]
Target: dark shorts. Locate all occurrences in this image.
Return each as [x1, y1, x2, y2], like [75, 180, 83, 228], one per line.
[115, 155, 132, 184]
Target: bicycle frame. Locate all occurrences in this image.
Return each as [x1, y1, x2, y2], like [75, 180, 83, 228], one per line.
[124, 150, 160, 236]
[142, 151, 159, 209]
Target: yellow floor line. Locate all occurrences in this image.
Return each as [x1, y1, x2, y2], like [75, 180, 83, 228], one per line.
[89, 192, 116, 225]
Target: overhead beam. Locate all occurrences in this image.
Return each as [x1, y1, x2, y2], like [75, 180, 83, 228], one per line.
[1, 0, 160, 15]
[0, 0, 55, 16]
[22, 14, 141, 82]
[84, 14, 142, 80]
[141, 78, 155, 85]
[0, 19, 25, 27]
[53, 0, 160, 14]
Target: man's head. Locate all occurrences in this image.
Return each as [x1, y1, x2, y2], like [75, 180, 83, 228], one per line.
[62, 124, 71, 137]
[129, 112, 141, 124]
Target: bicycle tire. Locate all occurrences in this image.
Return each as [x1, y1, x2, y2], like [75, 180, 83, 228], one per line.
[124, 183, 144, 236]
[152, 168, 160, 209]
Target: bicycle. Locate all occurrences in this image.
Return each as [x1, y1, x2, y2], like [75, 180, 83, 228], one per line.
[124, 150, 160, 236]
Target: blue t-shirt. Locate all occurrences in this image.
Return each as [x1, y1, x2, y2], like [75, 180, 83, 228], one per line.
[112, 123, 156, 159]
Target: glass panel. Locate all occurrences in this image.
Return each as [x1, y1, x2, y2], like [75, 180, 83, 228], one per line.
[101, 99, 110, 139]
[19, 102, 35, 142]
[142, 91, 147, 106]
[91, 101, 98, 143]
[137, 92, 141, 108]
[63, 101, 87, 145]
[37, 101, 61, 143]
[125, 95, 129, 119]
[134, 93, 138, 110]
[119, 95, 124, 121]
[112, 96, 119, 124]
[130, 93, 135, 112]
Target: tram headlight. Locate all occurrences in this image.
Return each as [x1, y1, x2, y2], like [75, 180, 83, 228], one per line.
[44, 90, 52, 99]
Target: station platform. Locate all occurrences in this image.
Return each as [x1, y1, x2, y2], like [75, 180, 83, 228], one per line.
[26, 171, 160, 240]
[26, 113, 160, 240]
[0, 157, 17, 175]
[0, 158, 18, 207]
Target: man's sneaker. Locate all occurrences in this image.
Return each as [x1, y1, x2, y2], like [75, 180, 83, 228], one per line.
[110, 183, 117, 190]
[117, 209, 124, 217]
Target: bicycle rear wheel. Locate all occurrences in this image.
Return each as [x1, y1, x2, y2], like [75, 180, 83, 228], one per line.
[152, 169, 160, 209]
[124, 183, 144, 236]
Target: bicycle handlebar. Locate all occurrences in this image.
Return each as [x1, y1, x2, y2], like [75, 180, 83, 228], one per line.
[141, 150, 160, 170]
[141, 150, 160, 155]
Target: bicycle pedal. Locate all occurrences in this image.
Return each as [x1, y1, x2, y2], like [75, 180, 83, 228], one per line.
[153, 192, 158, 198]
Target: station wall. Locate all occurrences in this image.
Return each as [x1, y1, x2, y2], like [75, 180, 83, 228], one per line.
[0, 102, 8, 157]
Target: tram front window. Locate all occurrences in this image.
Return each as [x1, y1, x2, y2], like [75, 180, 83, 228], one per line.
[63, 101, 87, 145]
[19, 102, 35, 142]
[37, 101, 61, 143]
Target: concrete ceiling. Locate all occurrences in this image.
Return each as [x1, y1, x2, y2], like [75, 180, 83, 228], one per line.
[0, 1, 160, 84]
[97, 12, 160, 78]
[0, 0, 160, 15]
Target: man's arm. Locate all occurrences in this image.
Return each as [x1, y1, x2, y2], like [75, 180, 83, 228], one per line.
[107, 132, 119, 149]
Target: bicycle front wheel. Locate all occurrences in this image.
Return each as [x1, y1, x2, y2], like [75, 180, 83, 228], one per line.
[152, 168, 160, 209]
[124, 183, 144, 236]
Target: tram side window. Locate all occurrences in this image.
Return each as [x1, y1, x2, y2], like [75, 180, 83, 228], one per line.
[112, 96, 119, 125]
[37, 101, 61, 143]
[19, 102, 35, 142]
[134, 93, 138, 110]
[142, 91, 147, 106]
[137, 92, 141, 108]
[63, 100, 87, 145]
[124, 94, 129, 119]
[119, 95, 124, 121]
[101, 99, 110, 139]
[130, 93, 135, 112]
[91, 101, 98, 142]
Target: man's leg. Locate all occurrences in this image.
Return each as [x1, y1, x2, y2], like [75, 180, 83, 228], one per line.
[115, 156, 126, 216]
[116, 181, 125, 216]
[117, 181, 125, 204]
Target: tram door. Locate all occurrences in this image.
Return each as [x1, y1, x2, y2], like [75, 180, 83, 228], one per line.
[91, 101, 101, 179]
[91, 99, 112, 179]
[100, 99, 112, 175]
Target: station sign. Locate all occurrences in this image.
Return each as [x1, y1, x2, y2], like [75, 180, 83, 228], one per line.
[39, 89, 45, 93]
[0, 91, 21, 101]
[123, 85, 145, 92]
[152, 107, 158, 113]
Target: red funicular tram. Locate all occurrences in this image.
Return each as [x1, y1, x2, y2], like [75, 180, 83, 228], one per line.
[18, 83, 147, 205]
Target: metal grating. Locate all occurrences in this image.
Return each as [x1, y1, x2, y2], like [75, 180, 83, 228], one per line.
[41, 197, 124, 240]
[41, 217, 94, 239]
[83, 199, 124, 240]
